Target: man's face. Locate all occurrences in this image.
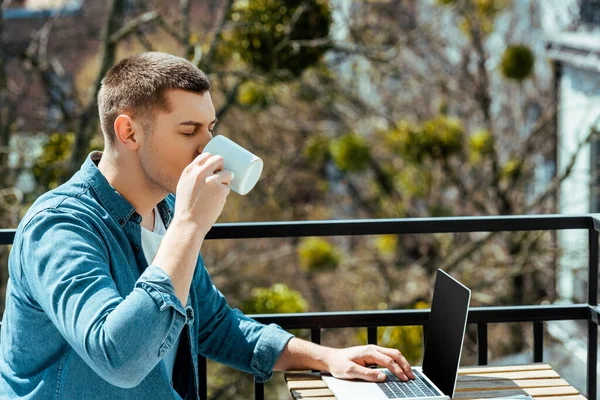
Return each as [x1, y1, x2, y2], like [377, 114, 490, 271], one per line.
[136, 89, 217, 195]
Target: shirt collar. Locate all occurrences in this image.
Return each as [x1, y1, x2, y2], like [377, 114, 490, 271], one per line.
[80, 151, 173, 229]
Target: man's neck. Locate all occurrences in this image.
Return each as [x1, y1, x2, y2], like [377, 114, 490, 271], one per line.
[97, 150, 163, 230]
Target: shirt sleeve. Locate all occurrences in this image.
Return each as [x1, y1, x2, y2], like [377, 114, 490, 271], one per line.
[193, 256, 294, 383]
[19, 208, 192, 389]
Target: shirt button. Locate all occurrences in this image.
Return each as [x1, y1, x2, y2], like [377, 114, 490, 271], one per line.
[133, 245, 140, 253]
[118, 217, 124, 225]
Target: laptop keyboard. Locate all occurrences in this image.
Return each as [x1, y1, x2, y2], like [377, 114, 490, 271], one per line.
[376, 369, 440, 398]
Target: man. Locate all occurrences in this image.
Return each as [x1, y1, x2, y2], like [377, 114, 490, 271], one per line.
[0, 52, 414, 399]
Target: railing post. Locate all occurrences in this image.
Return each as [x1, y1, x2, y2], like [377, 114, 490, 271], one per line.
[477, 324, 488, 365]
[367, 327, 378, 345]
[422, 325, 428, 355]
[311, 328, 321, 345]
[198, 355, 207, 400]
[533, 321, 543, 362]
[254, 380, 264, 400]
[588, 228, 598, 400]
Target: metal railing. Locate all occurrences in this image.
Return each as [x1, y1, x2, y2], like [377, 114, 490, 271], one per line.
[1, 214, 599, 399]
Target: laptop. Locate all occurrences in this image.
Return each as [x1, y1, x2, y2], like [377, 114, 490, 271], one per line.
[322, 269, 471, 400]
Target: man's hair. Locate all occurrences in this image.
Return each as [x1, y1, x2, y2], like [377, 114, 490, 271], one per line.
[98, 52, 211, 145]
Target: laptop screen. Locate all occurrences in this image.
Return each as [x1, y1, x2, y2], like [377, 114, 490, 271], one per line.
[422, 270, 471, 397]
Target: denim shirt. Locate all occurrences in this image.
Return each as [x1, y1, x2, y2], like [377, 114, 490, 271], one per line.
[0, 151, 294, 399]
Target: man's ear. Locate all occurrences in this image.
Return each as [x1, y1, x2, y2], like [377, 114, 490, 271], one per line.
[113, 114, 139, 150]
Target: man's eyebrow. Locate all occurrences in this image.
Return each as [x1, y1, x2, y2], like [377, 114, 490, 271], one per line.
[178, 118, 218, 127]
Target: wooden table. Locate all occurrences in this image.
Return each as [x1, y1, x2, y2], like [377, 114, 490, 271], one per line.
[284, 364, 587, 399]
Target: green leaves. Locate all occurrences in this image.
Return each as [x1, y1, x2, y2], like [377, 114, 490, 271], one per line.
[500, 44, 535, 81]
[384, 116, 464, 162]
[224, 0, 332, 78]
[236, 81, 271, 108]
[298, 237, 341, 272]
[303, 134, 330, 165]
[355, 301, 429, 364]
[32, 133, 74, 191]
[32, 132, 103, 192]
[242, 283, 308, 314]
[330, 133, 370, 172]
[303, 132, 371, 173]
[468, 129, 495, 164]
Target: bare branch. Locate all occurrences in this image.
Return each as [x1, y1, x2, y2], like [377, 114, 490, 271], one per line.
[439, 231, 501, 274]
[0, 4, 10, 182]
[134, 30, 154, 51]
[216, 79, 244, 121]
[68, 0, 127, 177]
[109, 10, 159, 44]
[180, 0, 192, 59]
[155, 14, 187, 45]
[272, 1, 310, 55]
[524, 121, 600, 213]
[201, 0, 234, 72]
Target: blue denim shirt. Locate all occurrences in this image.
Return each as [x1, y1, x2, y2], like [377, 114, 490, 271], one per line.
[0, 151, 294, 399]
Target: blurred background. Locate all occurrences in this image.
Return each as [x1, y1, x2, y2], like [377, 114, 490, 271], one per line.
[1, 0, 600, 398]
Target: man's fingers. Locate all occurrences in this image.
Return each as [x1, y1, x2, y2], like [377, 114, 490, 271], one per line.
[375, 347, 415, 380]
[214, 170, 235, 185]
[346, 365, 386, 383]
[196, 154, 225, 176]
[191, 152, 213, 167]
[362, 350, 408, 382]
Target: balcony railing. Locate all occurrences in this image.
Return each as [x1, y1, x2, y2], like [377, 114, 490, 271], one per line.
[1, 214, 598, 399]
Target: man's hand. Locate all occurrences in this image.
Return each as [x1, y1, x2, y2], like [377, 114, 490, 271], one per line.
[173, 153, 233, 237]
[274, 339, 415, 383]
[154, 153, 233, 306]
[324, 345, 416, 383]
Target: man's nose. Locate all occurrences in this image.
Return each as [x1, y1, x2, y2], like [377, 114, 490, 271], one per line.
[197, 141, 208, 155]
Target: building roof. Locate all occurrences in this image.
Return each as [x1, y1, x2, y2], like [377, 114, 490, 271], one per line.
[546, 31, 600, 73]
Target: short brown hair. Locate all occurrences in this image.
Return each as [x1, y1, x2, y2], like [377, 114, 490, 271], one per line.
[98, 52, 211, 144]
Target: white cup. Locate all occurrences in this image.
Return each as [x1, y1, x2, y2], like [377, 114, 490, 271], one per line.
[202, 135, 264, 195]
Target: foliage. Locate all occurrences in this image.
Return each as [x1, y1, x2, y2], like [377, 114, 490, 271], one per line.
[439, 0, 510, 36]
[468, 129, 495, 164]
[375, 235, 399, 257]
[32, 133, 103, 192]
[330, 133, 371, 172]
[500, 44, 535, 81]
[241, 283, 308, 314]
[297, 238, 341, 272]
[500, 158, 524, 181]
[236, 81, 271, 108]
[223, 0, 332, 78]
[385, 116, 464, 162]
[356, 301, 429, 364]
[396, 166, 432, 198]
[303, 134, 330, 166]
[32, 133, 74, 191]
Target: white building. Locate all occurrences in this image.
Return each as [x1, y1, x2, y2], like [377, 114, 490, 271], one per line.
[545, 1, 600, 303]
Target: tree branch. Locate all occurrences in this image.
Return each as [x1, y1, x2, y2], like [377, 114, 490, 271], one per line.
[180, 0, 192, 59]
[0, 3, 10, 187]
[134, 29, 154, 51]
[524, 122, 600, 213]
[155, 14, 187, 45]
[201, 0, 234, 72]
[67, 0, 127, 177]
[216, 79, 244, 120]
[109, 10, 158, 44]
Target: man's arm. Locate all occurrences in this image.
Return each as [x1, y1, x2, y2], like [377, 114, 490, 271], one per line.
[153, 153, 233, 306]
[20, 210, 190, 389]
[18, 154, 232, 389]
[273, 338, 416, 382]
